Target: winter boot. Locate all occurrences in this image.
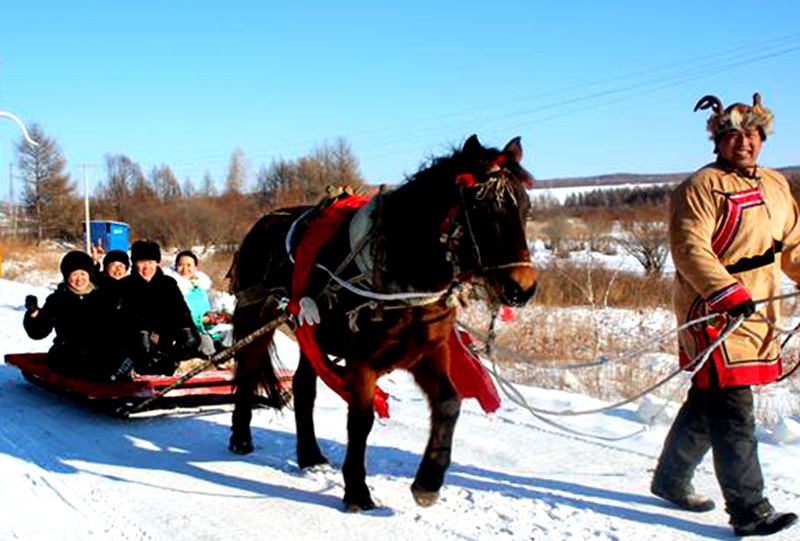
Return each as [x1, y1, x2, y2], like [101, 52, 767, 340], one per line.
[732, 510, 798, 537]
[651, 476, 715, 512]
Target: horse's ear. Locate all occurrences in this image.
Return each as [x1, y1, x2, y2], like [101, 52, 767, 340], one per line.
[462, 134, 482, 155]
[503, 137, 523, 163]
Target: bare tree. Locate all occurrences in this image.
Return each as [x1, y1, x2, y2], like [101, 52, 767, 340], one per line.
[149, 164, 182, 200]
[224, 147, 249, 195]
[182, 176, 196, 198]
[15, 124, 78, 244]
[328, 137, 364, 185]
[617, 219, 669, 277]
[201, 171, 217, 197]
[98, 154, 145, 221]
[255, 138, 364, 206]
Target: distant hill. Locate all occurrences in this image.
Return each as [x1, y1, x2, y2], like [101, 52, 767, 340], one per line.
[535, 166, 800, 189]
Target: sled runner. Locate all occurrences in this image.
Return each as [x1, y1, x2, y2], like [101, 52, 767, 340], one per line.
[5, 352, 291, 417]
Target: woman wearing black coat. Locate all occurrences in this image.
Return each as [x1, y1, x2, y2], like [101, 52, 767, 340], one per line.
[23, 250, 127, 380]
[118, 240, 199, 375]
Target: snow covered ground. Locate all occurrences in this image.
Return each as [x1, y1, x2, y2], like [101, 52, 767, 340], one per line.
[1, 276, 799, 540]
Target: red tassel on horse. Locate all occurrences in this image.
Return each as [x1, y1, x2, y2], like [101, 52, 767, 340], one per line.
[448, 329, 501, 414]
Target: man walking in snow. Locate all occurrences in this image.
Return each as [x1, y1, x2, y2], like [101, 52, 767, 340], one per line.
[651, 92, 798, 537]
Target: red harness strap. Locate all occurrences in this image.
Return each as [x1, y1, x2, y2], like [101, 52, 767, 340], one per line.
[289, 193, 501, 418]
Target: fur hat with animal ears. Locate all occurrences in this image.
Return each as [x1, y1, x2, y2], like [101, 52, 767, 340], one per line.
[694, 92, 774, 142]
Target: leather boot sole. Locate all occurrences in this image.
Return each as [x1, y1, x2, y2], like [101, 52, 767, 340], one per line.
[733, 511, 798, 537]
[651, 485, 715, 512]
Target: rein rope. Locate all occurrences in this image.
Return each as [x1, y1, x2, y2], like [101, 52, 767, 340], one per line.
[461, 290, 800, 441]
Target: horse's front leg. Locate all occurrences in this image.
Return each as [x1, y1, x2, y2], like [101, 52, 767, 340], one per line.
[342, 365, 377, 512]
[410, 349, 461, 507]
[293, 353, 328, 468]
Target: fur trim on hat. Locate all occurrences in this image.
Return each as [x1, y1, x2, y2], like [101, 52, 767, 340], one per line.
[60, 251, 95, 280]
[694, 93, 774, 141]
[131, 240, 161, 263]
[103, 249, 130, 270]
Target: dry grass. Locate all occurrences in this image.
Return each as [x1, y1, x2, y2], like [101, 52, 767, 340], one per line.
[460, 302, 681, 402]
[1, 238, 64, 281]
[533, 260, 673, 309]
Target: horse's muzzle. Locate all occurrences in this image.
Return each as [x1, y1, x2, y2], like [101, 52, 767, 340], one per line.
[500, 279, 537, 307]
[491, 264, 536, 307]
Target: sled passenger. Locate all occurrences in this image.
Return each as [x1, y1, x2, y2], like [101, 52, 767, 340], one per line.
[118, 240, 200, 375]
[101, 249, 130, 281]
[651, 93, 798, 537]
[23, 250, 129, 381]
[163, 250, 219, 357]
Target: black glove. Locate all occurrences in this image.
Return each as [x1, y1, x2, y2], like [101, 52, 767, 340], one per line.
[25, 295, 38, 311]
[727, 298, 756, 319]
[136, 330, 152, 356]
[177, 327, 199, 359]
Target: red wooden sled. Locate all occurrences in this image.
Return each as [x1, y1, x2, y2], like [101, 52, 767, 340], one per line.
[5, 352, 292, 416]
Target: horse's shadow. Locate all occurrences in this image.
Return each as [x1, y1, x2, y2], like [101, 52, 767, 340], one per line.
[1, 369, 729, 537]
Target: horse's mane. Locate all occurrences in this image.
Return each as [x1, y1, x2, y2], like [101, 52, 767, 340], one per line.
[377, 143, 505, 292]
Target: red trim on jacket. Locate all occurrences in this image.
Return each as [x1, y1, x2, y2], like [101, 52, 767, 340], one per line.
[711, 188, 764, 257]
[706, 282, 752, 312]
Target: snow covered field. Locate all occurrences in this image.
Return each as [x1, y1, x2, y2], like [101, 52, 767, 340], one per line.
[1, 275, 799, 540]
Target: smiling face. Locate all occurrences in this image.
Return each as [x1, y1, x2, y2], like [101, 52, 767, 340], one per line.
[134, 259, 158, 282]
[717, 128, 762, 169]
[67, 269, 90, 290]
[176, 255, 197, 279]
[105, 261, 128, 280]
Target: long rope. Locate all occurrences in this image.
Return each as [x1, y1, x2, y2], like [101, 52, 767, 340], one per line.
[459, 312, 719, 370]
[462, 290, 800, 372]
[481, 316, 745, 441]
[464, 289, 800, 440]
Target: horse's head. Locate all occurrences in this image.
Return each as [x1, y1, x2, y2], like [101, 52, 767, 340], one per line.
[447, 135, 536, 306]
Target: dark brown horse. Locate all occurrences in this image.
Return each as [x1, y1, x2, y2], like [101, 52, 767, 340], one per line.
[228, 135, 536, 511]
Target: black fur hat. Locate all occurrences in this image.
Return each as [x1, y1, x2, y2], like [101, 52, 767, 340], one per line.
[103, 249, 130, 270]
[60, 251, 95, 280]
[131, 240, 161, 263]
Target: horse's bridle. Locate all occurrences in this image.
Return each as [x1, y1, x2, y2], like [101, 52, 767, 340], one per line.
[444, 165, 534, 279]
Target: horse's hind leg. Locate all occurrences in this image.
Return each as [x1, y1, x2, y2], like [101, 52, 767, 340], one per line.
[293, 353, 328, 468]
[229, 336, 272, 455]
[410, 351, 462, 507]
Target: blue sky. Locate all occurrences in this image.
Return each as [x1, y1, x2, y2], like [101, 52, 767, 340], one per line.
[1, 1, 799, 197]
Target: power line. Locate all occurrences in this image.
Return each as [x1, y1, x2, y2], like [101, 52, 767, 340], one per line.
[122, 32, 800, 180]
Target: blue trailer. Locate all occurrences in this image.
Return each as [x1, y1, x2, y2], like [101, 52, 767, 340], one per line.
[83, 221, 130, 252]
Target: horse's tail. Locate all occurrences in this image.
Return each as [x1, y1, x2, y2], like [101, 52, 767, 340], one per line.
[259, 337, 292, 409]
[231, 305, 293, 411]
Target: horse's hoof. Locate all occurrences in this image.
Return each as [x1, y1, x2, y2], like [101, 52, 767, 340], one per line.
[298, 453, 329, 469]
[411, 484, 440, 507]
[229, 438, 254, 455]
[343, 493, 376, 512]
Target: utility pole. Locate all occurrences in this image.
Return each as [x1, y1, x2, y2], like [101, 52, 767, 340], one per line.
[77, 163, 96, 253]
[8, 162, 16, 237]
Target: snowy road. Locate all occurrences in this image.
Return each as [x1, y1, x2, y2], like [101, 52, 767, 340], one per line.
[1, 276, 799, 540]
[2, 359, 799, 541]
